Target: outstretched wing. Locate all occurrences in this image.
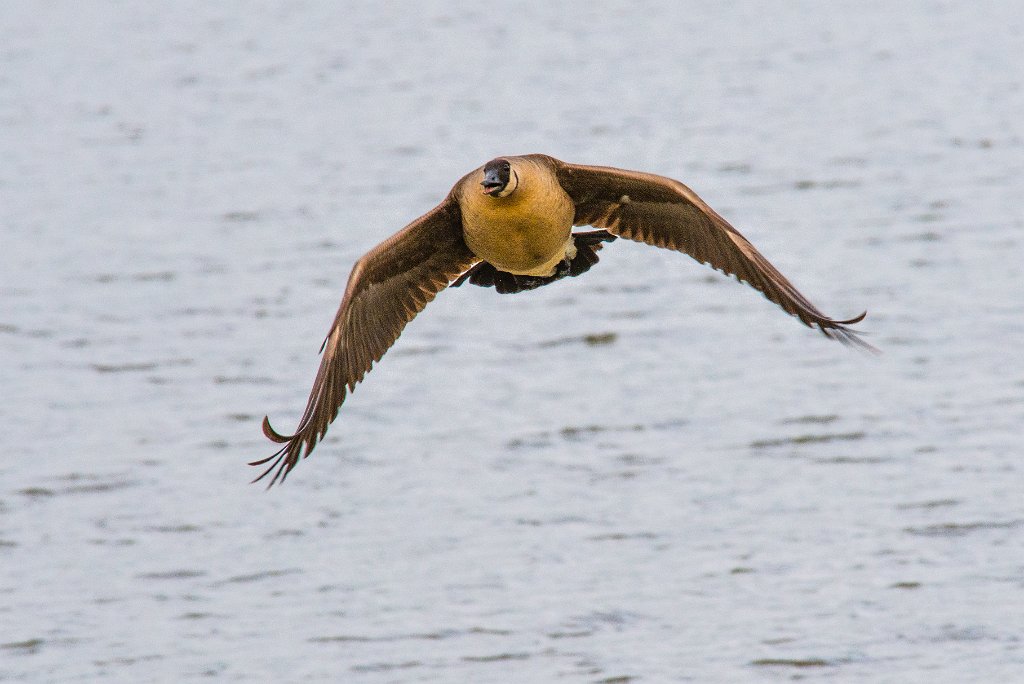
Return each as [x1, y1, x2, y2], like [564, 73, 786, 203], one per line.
[252, 197, 477, 487]
[553, 159, 873, 350]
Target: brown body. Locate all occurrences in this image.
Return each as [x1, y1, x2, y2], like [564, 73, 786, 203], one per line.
[458, 155, 576, 276]
[252, 154, 873, 486]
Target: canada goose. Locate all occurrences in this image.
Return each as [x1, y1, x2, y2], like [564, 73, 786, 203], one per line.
[252, 154, 871, 486]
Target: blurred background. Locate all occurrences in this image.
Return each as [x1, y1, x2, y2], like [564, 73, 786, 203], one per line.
[2, 2, 1022, 681]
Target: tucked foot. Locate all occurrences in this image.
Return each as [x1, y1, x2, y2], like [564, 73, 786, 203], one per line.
[572, 229, 618, 246]
[451, 230, 618, 294]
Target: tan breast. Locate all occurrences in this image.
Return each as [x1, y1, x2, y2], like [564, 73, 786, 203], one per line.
[458, 158, 575, 276]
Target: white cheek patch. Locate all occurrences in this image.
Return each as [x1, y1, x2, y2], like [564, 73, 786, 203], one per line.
[496, 169, 519, 198]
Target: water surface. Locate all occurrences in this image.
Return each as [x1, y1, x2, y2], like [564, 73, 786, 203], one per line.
[2, 2, 1022, 681]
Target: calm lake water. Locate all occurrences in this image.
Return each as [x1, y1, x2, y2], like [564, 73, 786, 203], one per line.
[2, 2, 1023, 682]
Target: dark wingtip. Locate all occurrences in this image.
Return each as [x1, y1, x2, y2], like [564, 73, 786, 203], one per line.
[249, 441, 294, 488]
[834, 310, 868, 325]
[261, 415, 293, 443]
[248, 417, 300, 488]
[834, 328, 881, 355]
[818, 312, 880, 355]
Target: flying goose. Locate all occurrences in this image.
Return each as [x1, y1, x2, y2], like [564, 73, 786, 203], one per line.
[252, 154, 871, 486]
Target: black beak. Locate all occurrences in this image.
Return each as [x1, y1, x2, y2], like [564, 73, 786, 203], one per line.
[481, 169, 505, 194]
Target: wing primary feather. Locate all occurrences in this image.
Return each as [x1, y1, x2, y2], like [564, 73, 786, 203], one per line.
[553, 159, 875, 352]
[253, 197, 475, 486]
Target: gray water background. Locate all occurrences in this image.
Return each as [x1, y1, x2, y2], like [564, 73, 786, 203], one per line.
[2, 2, 1023, 681]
